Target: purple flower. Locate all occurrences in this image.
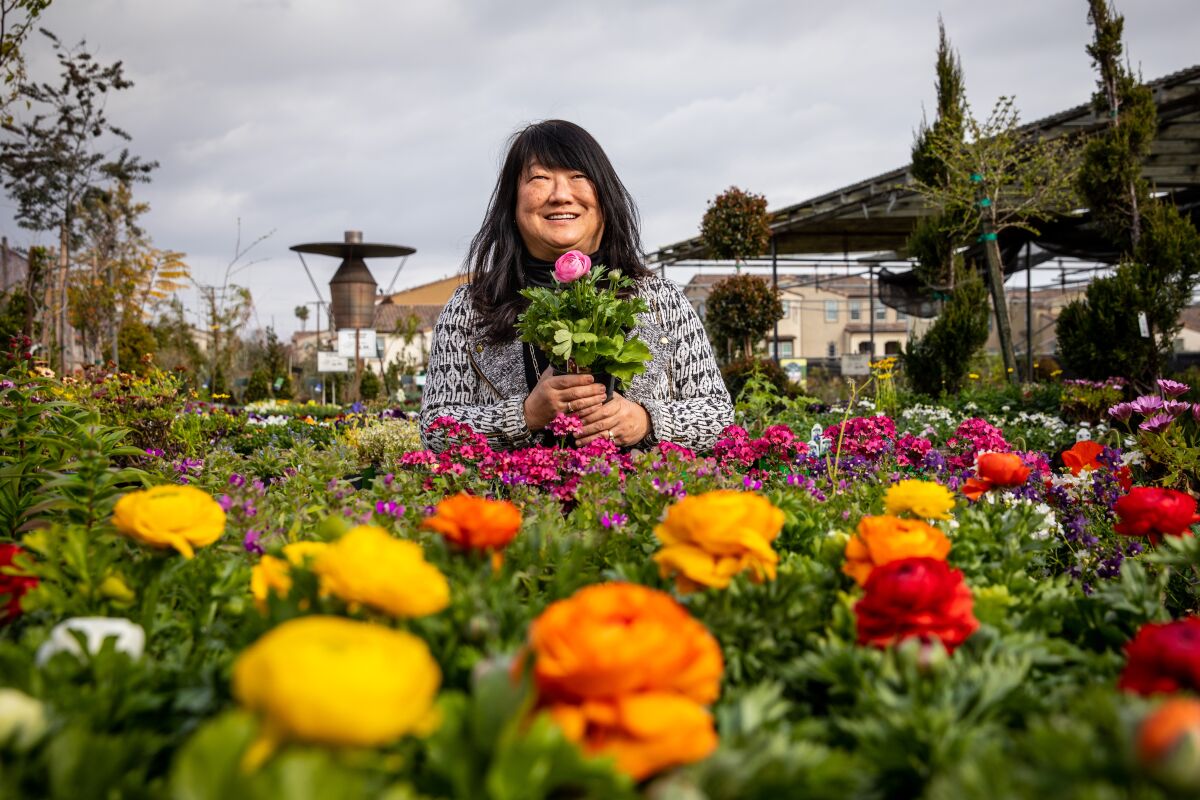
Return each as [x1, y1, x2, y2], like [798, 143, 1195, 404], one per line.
[1130, 395, 1164, 415]
[1139, 413, 1174, 433]
[600, 512, 628, 529]
[374, 500, 405, 518]
[1107, 402, 1134, 422]
[243, 529, 264, 555]
[228, 473, 246, 488]
[144, 447, 165, 458]
[743, 475, 763, 491]
[1157, 378, 1190, 398]
[217, 494, 234, 512]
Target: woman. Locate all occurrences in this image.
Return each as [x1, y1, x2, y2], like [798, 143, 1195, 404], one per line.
[420, 120, 732, 452]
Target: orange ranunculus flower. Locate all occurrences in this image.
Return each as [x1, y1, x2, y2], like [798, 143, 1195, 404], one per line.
[422, 493, 522, 552]
[975, 452, 1031, 487]
[652, 490, 784, 592]
[526, 582, 723, 780]
[1062, 440, 1105, 476]
[843, 515, 952, 586]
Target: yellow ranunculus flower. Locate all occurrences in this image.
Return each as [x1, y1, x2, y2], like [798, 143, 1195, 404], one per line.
[249, 542, 329, 611]
[652, 490, 784, 592]
[233, 616, 441, 769]
[314, 526, 449, 617]
[884, 479, 956, 521]
[112, 485, 226, 558]
[842, 515, 951, 586]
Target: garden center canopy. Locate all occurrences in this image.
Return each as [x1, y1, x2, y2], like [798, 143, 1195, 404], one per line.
[647, 64, 1200, 315]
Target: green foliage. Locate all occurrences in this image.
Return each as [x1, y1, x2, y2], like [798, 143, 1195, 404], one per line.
[700, 186, 771, 262]
[705, 274, 783, 362]
[243, 368, 272, 403]
[1078, 0, 1157, 251]
[721, 357, 792, 405]
[515, 266, 651, 387]
[358, 369, 380, 401]
[117, 318, 157, 375]
[903, 267, 990, 397]
[1057, 3, 1200, 383]
[0, 0, 53, 125]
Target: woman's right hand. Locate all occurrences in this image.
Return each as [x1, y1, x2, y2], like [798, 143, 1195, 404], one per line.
[523, 369, 607, 432]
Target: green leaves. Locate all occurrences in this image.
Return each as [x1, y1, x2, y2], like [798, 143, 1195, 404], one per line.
[515, 265, 651, 388]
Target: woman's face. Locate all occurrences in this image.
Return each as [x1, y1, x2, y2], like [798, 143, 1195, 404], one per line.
[515, 161, 604, 261]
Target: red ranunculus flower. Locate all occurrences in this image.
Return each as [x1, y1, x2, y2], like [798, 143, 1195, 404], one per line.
[1062, 440, 1104, 475]
[1119, 617, 1200, 695]
[1114, 487, 1200, 545]
[976, 452, 1031, 487]
[0, 544, 37, 623]
[854, 557, 979, 653]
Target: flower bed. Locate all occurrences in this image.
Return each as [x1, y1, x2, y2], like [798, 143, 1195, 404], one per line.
[2, 364, 1200, 798]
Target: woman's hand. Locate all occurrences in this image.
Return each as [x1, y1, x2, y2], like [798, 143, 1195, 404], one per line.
[523, 369, 607, 432]
[575, 392, 652, 447]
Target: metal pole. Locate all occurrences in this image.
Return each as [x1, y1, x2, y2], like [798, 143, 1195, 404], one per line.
[868, 264, 875, 359]
[1025, 240, 1033, 380]
[771, 236, 779, 364]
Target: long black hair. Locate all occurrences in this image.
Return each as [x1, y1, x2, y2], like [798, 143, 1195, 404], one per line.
[465, 120, 652, 344]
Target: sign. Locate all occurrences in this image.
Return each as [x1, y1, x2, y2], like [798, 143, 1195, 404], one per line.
[337, 328, 377, 359]
[780, 358, 808, 387]
[841, 354, 871, 376]
[1138, 312, 1150, 338]
[317, 351, 349, 372]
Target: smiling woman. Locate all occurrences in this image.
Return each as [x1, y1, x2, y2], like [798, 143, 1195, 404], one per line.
[419, 120, 732, 453]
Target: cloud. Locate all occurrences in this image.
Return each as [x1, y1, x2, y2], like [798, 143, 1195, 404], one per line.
[1, 0, 1196, 337]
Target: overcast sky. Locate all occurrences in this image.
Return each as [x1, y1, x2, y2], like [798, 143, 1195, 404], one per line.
[2, 0, 1197, 338]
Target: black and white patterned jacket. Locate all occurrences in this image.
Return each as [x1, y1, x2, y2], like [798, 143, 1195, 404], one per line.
[419, 275, 733, 452]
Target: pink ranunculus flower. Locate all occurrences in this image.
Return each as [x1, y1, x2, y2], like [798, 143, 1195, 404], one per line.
[553, 250, 592, 283]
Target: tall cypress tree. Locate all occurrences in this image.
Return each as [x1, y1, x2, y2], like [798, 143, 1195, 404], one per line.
[1057, 0, 1200, 382]
[902, 19, 990, 395]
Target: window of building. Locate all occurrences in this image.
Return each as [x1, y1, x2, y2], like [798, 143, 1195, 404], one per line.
[827, 342, 836, 357]
[769, 340, 794, 359]
[895, 307, 907, 322]
[858, 341, 873, 354]
[697, 301, 706, 320]
[884, 341, 902, 355]
[849, 300, 861, 321]
[780, 300, 791, 318]
[824, 299, 838, 322]
[875, 301, 887, 321]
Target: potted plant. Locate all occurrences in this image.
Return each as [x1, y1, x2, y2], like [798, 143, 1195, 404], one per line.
[515, 251, 652, 400]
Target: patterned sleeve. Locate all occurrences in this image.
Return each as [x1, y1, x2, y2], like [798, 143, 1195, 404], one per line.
[639, 282, 734, 452]
[418, 286, 533, 452]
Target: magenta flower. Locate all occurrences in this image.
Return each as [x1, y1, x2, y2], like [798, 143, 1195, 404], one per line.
[1131, 395, 1165, 415]
[1108, 402, 1134, 422]
[1157, 378, 1190, 398]
[548, 413, 584, 437]
[1164, 400, 1191, 418]
[553, 250, 592, 283]
[1140, 413, 1174, 433]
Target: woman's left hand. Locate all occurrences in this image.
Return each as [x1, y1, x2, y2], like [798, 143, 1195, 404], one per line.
[575, 392, 652, 447]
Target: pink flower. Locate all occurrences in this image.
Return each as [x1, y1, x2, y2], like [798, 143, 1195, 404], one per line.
[1140, 413, 1174, 433]
[1108, 402, 1134, 422]
[1157, 378, 1190, 398]
[1131, 396, 1165, 415]
[553, 250, 592, 283]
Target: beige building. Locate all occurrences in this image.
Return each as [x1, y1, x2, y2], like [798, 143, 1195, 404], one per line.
[684, 273, 929, 362]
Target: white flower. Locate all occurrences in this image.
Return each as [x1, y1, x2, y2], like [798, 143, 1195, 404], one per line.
[36, 617, 146, 666]
[0, 688, 47, 752]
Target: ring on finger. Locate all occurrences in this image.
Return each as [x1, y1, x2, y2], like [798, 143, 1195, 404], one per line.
[606, 429, 615, 441]
[567, 401, 573, 413]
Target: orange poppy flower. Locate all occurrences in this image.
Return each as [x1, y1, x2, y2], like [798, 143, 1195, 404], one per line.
[961, 477, 993, 502]
[1062, 440, 1104, 476]
[976, 452, 1031, 487]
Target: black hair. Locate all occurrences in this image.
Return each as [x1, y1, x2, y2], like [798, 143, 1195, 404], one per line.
[465, 119, 652, 344]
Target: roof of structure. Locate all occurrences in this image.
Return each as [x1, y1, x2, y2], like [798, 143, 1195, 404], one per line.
[648, 64, 1200, 265]
[383, 273, 468, 305]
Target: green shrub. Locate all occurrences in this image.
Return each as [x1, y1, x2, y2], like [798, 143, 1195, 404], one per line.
[902, 268, 990, 397]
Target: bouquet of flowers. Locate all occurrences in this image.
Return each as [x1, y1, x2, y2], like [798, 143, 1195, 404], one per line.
[515, 250, 652, 397]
